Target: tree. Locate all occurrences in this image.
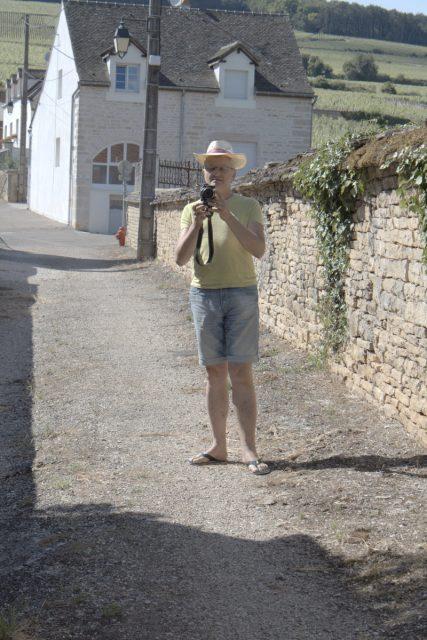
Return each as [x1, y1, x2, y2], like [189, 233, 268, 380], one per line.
[307, 55, 333, 77]
[302, 54, 333, 78]
[343, 54, 378, 81]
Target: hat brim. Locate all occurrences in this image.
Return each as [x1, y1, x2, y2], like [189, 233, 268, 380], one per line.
[193, 152, 247, 170]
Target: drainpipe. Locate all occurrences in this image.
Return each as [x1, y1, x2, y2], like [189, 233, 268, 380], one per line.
[178, 89, 186, 161]
[27, 123, 32, 206]
[68, 87, 79, 227]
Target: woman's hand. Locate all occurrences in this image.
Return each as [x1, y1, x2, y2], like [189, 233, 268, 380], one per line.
[192, 201, 209, 228]
[211, 192, 232, 222]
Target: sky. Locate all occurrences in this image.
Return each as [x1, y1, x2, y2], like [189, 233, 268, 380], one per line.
[347, 1, 427, 15]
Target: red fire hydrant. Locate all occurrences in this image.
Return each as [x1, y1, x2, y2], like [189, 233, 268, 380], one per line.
[115, 226, 126, 247]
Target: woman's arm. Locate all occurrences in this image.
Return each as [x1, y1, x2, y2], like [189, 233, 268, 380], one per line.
[174, 202, 208, 266]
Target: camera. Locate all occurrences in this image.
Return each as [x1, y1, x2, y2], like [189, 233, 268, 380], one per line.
[200, 184, 215, 211]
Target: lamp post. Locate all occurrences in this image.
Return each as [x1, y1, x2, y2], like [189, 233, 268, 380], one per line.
[112, 5, 161, 259]
[137, 0, 162, 260]
[114, 18, 130, 59]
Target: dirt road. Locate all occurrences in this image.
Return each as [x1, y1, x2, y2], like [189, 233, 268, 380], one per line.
[0, 204, 425, 639]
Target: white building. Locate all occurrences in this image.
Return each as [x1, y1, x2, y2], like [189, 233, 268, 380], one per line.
[2, 68, 44, 152]
[29, 0, 314, 234]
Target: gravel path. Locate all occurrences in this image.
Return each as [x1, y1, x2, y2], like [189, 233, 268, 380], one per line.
[0, 204, 425, 640]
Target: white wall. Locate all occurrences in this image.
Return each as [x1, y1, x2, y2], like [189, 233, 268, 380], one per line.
[158, 89, 312, 172]
[29, 5, 79, 224]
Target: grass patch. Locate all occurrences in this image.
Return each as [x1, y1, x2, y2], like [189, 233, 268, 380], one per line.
[312, 113, 409, 149]
[314, 87, 426, 124]
[261, 347, 280, 358]
[101, 602, 123, 621]
[0, 607, 18, 640]
[296, 31, 427, 82]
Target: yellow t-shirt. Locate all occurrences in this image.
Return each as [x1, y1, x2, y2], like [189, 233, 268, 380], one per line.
[180, 193, 263, 289]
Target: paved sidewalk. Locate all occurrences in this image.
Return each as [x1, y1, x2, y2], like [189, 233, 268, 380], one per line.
[0, 203, 425, 640]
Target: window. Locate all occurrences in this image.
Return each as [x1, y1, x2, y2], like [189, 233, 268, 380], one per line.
[224, 70, 248, 100]
[4, 125, 7, 138]
[57, 69, 63, 100]
[92, 143, 139, 185]
[115, 64, 140, 92]
[16, 119, 19, 141]
[55, 138, 60, 167]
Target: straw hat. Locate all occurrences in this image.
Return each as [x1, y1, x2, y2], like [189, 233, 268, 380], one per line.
[194, 140, 247, 170]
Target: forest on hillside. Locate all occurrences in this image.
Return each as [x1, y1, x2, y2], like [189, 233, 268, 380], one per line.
[185, 0, 427, 46]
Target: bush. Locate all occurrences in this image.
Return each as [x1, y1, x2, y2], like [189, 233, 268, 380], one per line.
[343, 54, 379, 81]
[382, 81, 397, 94]
[310, 78, 350, 91]
[311, 75, 330, 89]
[303, 54, 333, 78]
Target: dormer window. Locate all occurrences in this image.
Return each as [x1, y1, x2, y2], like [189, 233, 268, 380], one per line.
[116, 64, 140, 92]
[208, 41, 258, 109]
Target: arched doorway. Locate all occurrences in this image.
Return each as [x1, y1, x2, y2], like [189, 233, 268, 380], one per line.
[89, 142, 140, 233]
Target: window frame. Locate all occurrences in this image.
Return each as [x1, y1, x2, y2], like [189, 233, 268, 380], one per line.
[92, 143, 139, 186]
[115, 64, 140, 93]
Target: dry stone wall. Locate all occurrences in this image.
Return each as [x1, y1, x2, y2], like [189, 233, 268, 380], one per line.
[126, 141, 427, 444]
[0, 170, 18, 202]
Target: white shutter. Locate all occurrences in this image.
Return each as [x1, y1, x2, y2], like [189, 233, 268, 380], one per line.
[224, 70, 248, 100]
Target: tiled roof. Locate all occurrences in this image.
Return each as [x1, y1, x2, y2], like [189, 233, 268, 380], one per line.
[207, 41, 260, 66]
[64, 1, 313, 98]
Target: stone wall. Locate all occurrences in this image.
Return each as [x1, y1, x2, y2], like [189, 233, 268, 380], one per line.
[126, 130, 427, 444]
[0, 170, 18, 202]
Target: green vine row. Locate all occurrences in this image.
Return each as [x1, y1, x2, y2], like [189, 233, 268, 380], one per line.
[381, 143, 427, 268]
[293, 134, 364, 358]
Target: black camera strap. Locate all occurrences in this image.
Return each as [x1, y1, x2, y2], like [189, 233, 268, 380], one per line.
[194, 215, 214, 265]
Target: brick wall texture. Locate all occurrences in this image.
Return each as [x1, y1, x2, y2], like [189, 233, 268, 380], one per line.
[126, 165, 427, 444]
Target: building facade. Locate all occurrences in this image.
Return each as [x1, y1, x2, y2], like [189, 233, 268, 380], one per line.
[29, 1, 314, 234]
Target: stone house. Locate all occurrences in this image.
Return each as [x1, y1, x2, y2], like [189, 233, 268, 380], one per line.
[29, 0, 314, 233]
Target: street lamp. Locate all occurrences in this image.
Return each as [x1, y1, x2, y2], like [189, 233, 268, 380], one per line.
[114, 18, 130, 58]
[6, 100, 13, 114]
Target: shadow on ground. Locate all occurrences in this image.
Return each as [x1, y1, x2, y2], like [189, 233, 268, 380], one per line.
[0, 246, 425, 640]
[271, 454, 427, 478]
[0, 246, 138, 272]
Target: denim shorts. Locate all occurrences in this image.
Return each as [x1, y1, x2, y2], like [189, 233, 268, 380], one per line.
[189, 285, 259, 366]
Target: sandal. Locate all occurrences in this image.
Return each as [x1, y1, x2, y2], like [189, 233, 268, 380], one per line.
[247, 460, 271, 475]
[189, 452, 227, 465]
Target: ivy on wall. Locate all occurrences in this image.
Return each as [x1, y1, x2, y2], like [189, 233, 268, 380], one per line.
[293, 133, 427, 360]
[293, 134, 365, 358]
[381, 143, 427, 268]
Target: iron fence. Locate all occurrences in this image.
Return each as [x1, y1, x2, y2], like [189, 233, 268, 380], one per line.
[158, 159, 203, 189]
